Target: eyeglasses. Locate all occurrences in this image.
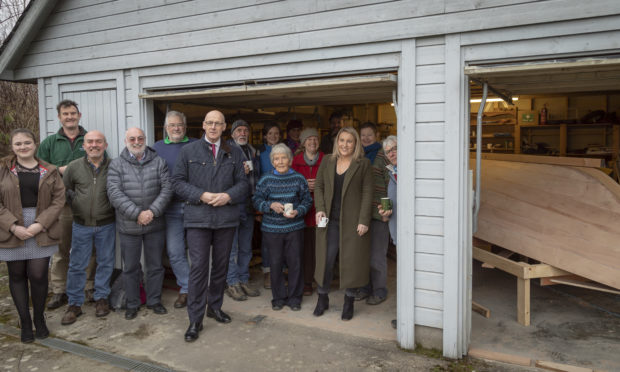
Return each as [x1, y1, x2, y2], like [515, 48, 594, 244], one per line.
[204, 121, 225, 127]
[128, 136, 145, 142]
[385, 146, 397, 155]
[167, 124, 185, 129]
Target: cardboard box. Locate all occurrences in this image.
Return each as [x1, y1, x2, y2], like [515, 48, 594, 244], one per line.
[518, 110, 539, 125]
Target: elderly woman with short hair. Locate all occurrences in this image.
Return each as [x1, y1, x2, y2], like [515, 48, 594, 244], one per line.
[253, 144, 313, 311]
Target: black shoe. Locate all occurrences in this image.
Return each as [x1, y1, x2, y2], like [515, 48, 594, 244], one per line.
[272, 303, 283, 311]
[20, 325, 34, 344]
[146, 303, 168, 315]
[125, 307, 139, 320]
[206, 307, 231, 323]
[184, 322, 203, 342]
[34, 320, 49, 339]
[289, 304, 301, 311]
[47, 293, 68, 310]
[313, 293, 329, 317]
[342, 294, 354, 321]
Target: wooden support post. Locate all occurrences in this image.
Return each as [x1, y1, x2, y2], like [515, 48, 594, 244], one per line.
[559, 123, 567, 156]
[517, 277, 530, 326]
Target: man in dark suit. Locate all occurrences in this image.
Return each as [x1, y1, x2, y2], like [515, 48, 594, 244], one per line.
[172, 110, 249, 342]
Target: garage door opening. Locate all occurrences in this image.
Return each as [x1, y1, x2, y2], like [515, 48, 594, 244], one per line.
[140, 73, 402, 342]
[466, 57, 620, 370]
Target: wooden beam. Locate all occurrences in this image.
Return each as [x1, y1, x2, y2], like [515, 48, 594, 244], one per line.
[548, 277, 620, 295]
[522, 263, 571, 279]
[535, 360, 593, 372]
[469, 152, 604, 167]
[473, 246, 526, 278]
[517, 277, 531, 326]
[472, 301, 491, 318]
[559, 124, 567, 156]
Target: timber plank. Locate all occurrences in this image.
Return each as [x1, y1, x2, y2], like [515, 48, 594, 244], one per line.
[472, 159, 620, 289]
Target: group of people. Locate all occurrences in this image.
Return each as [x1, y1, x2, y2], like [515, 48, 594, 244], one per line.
[0, 99, 399, 344]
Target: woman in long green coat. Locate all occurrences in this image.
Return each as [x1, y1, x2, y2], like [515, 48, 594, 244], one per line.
[313, 127, 373, 320]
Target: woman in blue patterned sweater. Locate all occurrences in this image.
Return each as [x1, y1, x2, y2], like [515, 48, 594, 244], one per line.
[253, 144, 313, 311]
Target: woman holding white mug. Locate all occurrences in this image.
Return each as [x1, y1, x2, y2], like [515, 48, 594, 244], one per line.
[313, 127, 373, 320]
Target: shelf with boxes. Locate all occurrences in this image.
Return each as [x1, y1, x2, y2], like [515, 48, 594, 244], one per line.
[519, 123, 619, 157]
[469, 109, 517, 153]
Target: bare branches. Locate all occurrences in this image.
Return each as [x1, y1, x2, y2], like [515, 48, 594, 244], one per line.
[0, 0, 29, 42]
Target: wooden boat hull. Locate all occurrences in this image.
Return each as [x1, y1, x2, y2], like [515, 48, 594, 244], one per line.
[471, 159, 620, 290]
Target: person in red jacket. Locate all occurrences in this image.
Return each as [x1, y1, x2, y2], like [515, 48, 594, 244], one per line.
[291, 128, 324, 296]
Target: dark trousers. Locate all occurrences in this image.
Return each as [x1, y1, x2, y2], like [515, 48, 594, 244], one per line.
[119, 230, 165, 309]
[359, 219, 390, 298]
[317, 221, 355, 297]
[186, 227, 235, 323]
[303, 227, 316, 287]
[263, 230, 303, 307]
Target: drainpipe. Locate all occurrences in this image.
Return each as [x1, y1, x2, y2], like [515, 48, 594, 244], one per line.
[472, 82, 487, 233]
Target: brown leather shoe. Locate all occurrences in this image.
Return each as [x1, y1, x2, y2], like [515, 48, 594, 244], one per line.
[61, 305, 82, 325]
[95, 299, 110, 317]
[174, 293, 187, 309]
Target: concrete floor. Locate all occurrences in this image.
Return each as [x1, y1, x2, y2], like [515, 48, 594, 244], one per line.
[471, 260, 620, 371]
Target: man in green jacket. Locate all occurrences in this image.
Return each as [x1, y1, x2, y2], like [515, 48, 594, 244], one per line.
[37, 100, 95, 309]
[61, 131, 116, 325]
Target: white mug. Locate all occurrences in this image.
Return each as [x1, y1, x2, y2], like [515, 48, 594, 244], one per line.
[318, 217, 329, 228]
[244, 160, 254, 171]
[284, 203, 294, 216]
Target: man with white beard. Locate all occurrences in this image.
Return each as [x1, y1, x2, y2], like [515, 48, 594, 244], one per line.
[107, 127, 173, 320]
[225, 119, 261, 301]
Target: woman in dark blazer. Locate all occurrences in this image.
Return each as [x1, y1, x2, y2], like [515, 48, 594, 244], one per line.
[313, 127, 373, 320]
[0, 128, 65, 343]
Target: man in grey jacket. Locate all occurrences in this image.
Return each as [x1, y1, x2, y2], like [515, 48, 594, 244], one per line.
[107, 127, 173, 320]
[173, 110, 248, 342]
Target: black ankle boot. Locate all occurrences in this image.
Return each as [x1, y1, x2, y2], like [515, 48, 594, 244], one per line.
[342, 294, 354, 321]
[20, 322, 34, 344]
[34, 318, 49, 339]
[313, 293, 329, 316]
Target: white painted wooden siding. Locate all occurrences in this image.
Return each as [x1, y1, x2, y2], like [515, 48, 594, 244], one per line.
[13, 0, 620, 79]
[413, 37, 446, 329]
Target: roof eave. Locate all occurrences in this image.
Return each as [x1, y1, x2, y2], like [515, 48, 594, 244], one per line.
[0, 0, 58, 81]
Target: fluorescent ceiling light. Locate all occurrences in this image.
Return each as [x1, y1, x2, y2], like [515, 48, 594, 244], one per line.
[470, 97, 519, 103]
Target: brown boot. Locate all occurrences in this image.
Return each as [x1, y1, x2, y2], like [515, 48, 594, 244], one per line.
[47, 293, 68, 310]
[61, 305, 82, 325]
[95, 299, 110, 317]
[174, 293, 188, 308]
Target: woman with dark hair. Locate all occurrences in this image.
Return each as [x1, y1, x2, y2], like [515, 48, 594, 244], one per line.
[0, 129, 65, 342]
[291, 128, 324, 296]
[259, 122, 281, 176]
[313, 127, 373, 321]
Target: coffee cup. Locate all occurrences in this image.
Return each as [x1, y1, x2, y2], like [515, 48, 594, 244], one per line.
[284, 203, 294, 216]
[380, 197, 392, 211]
[244, 160, 254, 171]
[318, 216, 329, 228]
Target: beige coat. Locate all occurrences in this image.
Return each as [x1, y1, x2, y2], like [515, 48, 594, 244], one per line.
[0, 156, 65, 248]
[314, 155, 373, 289]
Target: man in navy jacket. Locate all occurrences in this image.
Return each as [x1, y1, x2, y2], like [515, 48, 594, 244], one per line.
[172, 110, 249, 342]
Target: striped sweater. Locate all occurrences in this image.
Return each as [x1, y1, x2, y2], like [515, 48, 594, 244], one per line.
[253, 170, 313, 233]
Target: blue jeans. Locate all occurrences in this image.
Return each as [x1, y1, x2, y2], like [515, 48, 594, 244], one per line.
[227, 213, 254, 285]
[66, 222, 116, 306]
[165, 202, 189, 293]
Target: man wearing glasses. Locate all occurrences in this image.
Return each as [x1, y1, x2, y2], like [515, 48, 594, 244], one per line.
[172, 110, 249, 342]
[107, 127, 173, 320]
[153, 111, 197, 309]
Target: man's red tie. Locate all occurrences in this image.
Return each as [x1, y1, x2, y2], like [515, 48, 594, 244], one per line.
[211, 143, 216, 157]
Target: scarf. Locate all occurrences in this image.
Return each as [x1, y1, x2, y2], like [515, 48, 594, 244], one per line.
[364, 142, 381, 163]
